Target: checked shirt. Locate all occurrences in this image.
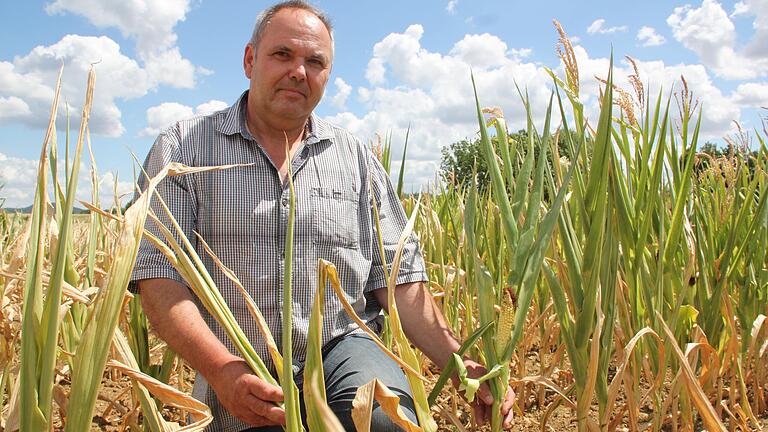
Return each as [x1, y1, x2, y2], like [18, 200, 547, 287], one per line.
[130, 91, 427, 432]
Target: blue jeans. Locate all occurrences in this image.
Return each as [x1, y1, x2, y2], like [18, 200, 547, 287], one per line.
[242, 333, 417, 432]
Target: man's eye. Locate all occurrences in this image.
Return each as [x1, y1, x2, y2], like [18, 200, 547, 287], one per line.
[274, 51, 290, 58]
[308, 58, 325, 68]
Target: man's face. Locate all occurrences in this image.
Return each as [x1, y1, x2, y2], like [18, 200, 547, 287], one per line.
[244, 8, 333, 124]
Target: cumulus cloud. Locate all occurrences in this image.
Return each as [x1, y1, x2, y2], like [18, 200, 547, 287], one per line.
[732, 82, 768, 107]
[330, 77, 352, 109]
[91, 170, 135, 206]
[45, 0, 201, 88]
[446, 0, 458, 14]
[0, 152, 39, 207]
[587, 18, 628, 34]
[732, 0, 768, 59]
[0, 0, 209, 137]
[329, 26, 555, 188]
[449, 33, 509, 69]
[0, 26, 215, 137]
[45, 0, 189, 56]
[0, 35, 152, 137]
[0, 96, 32, 121]
[325, 25, 745, 190]
[140, 100, 228, 137]
[732, 1, 750, 16]
[667, 0, 768, 79]
[637, 26, 667, 46]
[0, 150, 135, 208]
[570, 44, 740, 137]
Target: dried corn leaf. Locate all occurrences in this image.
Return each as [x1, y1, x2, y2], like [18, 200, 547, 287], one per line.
[351, 378, 421, 432]
[197, 233, 283, 378]
[108, 360, 212, 431]
[659, 315, 726, 431]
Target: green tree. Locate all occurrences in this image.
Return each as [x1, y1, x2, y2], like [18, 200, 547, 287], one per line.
[439, 137, 490, 190]
[440, 129, 574, 191]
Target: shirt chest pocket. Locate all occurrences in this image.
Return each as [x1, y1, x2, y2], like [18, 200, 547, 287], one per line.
[310, 187, 360, 249]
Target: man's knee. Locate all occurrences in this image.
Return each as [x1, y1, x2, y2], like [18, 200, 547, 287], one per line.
[369, 404, 416, 432]
[332, 401, 416, 432]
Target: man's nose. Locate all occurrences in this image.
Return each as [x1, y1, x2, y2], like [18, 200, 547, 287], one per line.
[288, 61, 307, 81]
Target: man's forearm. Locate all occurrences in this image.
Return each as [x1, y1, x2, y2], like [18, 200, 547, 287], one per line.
[373, 281, 461, 369]
[137, 278, 241, 382]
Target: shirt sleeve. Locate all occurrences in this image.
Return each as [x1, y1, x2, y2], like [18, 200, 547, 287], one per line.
[129, 126, 197, 291]
[364, 149, 428, 293]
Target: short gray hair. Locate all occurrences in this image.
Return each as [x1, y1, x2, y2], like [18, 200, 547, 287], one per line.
[249, 1, 334, 53]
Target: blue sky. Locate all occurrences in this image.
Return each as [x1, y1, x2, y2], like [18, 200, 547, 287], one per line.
[1, 0, 766, 208]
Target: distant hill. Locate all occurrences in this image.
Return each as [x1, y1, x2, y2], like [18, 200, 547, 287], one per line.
[1, 205, 90, 214]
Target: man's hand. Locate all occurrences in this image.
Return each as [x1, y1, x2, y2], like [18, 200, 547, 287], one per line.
[458, 359, 516, 429]
[208, 357, 286, 427]
[139, 280, 285, 426]
[373, 283, 516, 428]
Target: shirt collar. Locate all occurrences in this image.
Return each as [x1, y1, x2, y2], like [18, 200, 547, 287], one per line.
[217, 90, 334, 146]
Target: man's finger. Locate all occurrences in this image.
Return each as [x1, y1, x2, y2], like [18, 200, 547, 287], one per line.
[501, 387, 516, 413]
[471, 402, 485, 427]
[248, 377, 284, 403]
[244, 393, 286, 425]
[476, 382, 494, 406]
[502, 387, 516, 429]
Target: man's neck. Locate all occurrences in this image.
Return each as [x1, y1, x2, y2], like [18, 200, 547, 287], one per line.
[246, 107, 308, 151]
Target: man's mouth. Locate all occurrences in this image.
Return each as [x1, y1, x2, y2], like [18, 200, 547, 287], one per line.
[278, 88, 307, 97]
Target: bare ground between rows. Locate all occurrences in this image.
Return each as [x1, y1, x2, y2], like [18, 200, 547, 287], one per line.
[52, 339, 768, 432]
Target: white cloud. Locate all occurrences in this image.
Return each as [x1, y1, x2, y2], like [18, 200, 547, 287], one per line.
[732, 82, 768, 107]
[732, 0, 768, 59]
[195, 100, 229, 115]
[327, 26, 554, 186]
[18, 0, 206, 128]
[446, 0, 458, 15]
[143, 47, 197, 89]
[0, 152, 40, 207]
[637, 26, 667, 46]
[139, 100, 228, 137]
[45, 0, 200, 91]
[572, 45, 740, 137]
[365, 58, 387, 86]
[449, 34, 509, 69]
[587, 18, 629, 34]
[732, 1, 750, 16]
[0, 35, 151, 137]
[45, 0, 190, 58]
[667, 0, 768, 79]
[0, 96, 32, 121]
[0, 25, 213, 137]
[89, 170, 135, 206]
[330, 77, 352, 109]
[325, 25, 746, 190]
[510, 48, 533, 59]
[0, 150, 134, 209]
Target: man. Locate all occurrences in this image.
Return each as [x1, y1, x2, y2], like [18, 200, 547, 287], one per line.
[131, 2, 514, 431]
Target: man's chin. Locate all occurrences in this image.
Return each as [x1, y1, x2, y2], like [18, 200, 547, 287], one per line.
[270, 105, 312, 122]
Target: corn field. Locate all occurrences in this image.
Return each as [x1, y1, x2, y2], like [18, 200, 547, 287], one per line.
[0, 25, 767, 432]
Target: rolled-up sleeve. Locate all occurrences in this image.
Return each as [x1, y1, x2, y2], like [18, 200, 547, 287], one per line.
[129, 127, 197, 291]
[364, 151, 428, 293]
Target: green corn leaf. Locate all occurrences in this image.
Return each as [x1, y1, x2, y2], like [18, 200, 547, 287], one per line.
[20, 64, 63, 432]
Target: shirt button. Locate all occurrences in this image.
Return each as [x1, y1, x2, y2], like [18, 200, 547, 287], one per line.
[281, 197, 289, 206]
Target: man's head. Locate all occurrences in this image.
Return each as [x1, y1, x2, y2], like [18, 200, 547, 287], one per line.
[243, 1, 334, 130]
[250, 1, 334, 56]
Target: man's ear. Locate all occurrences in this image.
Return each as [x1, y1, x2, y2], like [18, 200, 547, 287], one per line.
[243, 44, 255, 79]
